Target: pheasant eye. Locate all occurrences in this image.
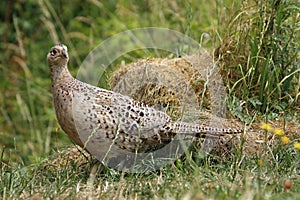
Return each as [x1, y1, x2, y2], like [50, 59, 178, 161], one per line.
[51, 49, 57, 56]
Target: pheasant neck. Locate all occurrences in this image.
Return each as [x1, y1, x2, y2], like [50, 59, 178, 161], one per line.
[50, 64, 74, 83]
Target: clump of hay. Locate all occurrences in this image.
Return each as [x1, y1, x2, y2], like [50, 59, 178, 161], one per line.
[40, 147, 94, 173]
[109, 51, 231, 120]
[131, 82, 182, 119]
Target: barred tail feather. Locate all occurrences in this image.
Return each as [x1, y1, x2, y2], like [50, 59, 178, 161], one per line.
[173, 121, 242, 136]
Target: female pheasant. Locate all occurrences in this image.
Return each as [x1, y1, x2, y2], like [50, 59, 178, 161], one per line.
[48, 44, 241, 171]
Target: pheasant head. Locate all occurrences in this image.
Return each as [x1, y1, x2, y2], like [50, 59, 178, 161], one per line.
[47, 44, 69, 66]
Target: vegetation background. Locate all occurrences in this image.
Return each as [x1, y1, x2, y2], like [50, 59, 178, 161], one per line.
[0, 0, 299, 199]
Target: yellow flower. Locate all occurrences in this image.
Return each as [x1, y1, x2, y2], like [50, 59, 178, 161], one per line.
[281, 136, 290, 144]
[260, 123, 273, 131]
[257, 159, 263, 166]
[294, 142, 300, 150]
[273, 128, 284, 136]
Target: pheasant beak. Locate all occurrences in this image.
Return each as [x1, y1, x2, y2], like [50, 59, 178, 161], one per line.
[62, 50, 68, 58]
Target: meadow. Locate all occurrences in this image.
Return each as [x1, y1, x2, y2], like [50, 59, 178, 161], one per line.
[0, 0, 299, 199]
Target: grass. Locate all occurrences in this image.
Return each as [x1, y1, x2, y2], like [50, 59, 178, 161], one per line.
[1, 139, 300, 199]
[216, 0, 300, 121]
[0, 0, 299, 199]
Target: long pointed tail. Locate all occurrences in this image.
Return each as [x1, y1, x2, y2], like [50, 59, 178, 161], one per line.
[173, 121, 243, 137]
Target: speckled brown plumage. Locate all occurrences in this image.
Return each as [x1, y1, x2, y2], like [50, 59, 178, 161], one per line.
[47, 44, 242, 163]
